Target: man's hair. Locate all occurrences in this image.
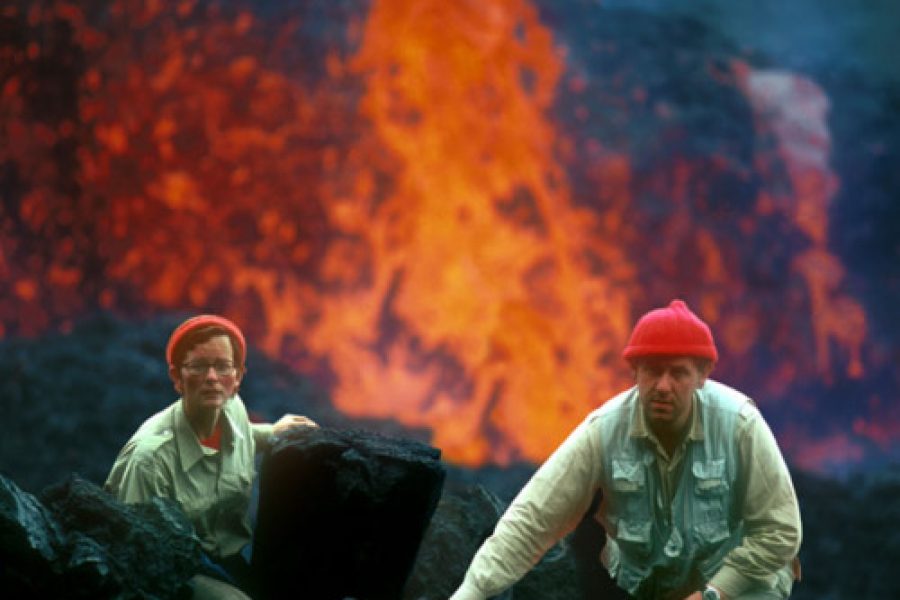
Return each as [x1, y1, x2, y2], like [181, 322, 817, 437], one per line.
[692, 357, 713, 375]
[170, 324, 244, 370]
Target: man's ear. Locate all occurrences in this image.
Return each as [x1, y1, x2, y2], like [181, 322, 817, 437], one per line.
[169, 366, 183, 395]
[698, 362, 714, 387]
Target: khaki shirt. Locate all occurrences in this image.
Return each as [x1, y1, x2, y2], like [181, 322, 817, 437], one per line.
[451, 382, 802, 599]
[105, 395, 275, 558]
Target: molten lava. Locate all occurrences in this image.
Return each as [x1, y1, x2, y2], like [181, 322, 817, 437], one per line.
[307, 0, 636, 464]
[0, 0, 883, 472]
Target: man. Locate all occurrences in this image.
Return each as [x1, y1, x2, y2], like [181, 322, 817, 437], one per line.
[105, 314, 317, 599]
[451, 300, 802, 600]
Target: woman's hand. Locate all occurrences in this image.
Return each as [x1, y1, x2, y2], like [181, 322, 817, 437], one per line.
[272, 414, 318, 435]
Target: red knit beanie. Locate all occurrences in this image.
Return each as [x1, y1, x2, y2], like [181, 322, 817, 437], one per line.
[622, 299, 718, 363]
[166, 314, 247, 369]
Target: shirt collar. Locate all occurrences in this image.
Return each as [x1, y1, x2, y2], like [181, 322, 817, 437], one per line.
[629, 388, 649, 438]
[687, 393, 704, 441]
[174, 397, 243, 471]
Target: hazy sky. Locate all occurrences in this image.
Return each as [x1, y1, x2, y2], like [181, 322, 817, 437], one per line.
[600, 0, 900, 84]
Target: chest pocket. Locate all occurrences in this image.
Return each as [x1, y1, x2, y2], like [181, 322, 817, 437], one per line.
[691, 459, 730, 545]
[221, 470, 252, 494]
[216, 469, 252, 515]
[611, 459, 652, 555]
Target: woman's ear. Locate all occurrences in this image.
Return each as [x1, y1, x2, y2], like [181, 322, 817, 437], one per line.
[169, 366, 183, 395]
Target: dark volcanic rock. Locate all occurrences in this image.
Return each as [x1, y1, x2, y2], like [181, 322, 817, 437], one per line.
[403, 484, 508, 599]
[0, 473, 67, 598]
[0, 473, 200, 599]
[791, 467, 900, 600]
[405, 482, 626, 600]
[253, 427, 445, 600]
[41, 475, 202, 599]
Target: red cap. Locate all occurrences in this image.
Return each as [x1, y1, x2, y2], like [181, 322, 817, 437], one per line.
[166, 314, 247, 369]
[622, 299, 718, 363]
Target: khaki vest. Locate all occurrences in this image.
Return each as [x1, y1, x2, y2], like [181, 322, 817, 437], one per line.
[598, 381, 752, 598]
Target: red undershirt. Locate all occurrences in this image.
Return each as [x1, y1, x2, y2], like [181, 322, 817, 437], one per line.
[199, 420, 223, 450]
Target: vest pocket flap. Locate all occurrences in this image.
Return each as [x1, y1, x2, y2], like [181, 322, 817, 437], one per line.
[692, 459, 728, 493]
[617, 518, 652, 543]
[694, 519, 730, 544]
[612, 459, 645, 491]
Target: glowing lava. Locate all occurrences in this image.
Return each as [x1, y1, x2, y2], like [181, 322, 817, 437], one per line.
[0, 0, 880, 471]
[306, 0, 635, 464]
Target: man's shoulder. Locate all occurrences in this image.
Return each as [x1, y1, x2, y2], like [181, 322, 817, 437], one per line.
[700, 380, 760, 421]
[596, 386, 637, 413]
[584, 387, 637, 429]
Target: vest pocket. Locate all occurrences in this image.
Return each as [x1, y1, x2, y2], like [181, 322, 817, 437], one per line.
[611, 459, 652, 556]
[691, 459, 730, 545]
[617, 561, 651, 597]
[692, 459, 728, 493]
[611, 459, 650, 520]
[616, 518, 653, 557]
[693, 520, 729, 544]
[612, 459, 645, 492]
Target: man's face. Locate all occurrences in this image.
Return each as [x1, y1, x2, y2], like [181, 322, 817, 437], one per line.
[636, 356, 709, 437]
[170, 334, 242, 417]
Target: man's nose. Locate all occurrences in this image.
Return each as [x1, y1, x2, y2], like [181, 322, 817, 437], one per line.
[203, 366, 220, 380]
[656, 371, 673, 392]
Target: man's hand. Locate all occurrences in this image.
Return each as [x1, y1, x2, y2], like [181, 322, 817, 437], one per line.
[272, 414, 318, 436]
[683, 585, 728, 600]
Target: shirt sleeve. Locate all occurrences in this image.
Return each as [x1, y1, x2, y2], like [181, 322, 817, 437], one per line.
[450, 415, 605, 600]
[710, 409, 802, 597]
[251, 422, 276, 451]
[230, 394, 274, 452]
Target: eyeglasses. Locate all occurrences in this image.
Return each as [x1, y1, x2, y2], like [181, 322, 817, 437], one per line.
[181, 360, 237, 377]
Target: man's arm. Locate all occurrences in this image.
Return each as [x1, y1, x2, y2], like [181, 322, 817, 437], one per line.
[709, 409, 802, 598]
[451, 414, 605, 600]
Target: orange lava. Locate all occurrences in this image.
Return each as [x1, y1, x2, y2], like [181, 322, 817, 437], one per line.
[0, 1, 874, 468]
